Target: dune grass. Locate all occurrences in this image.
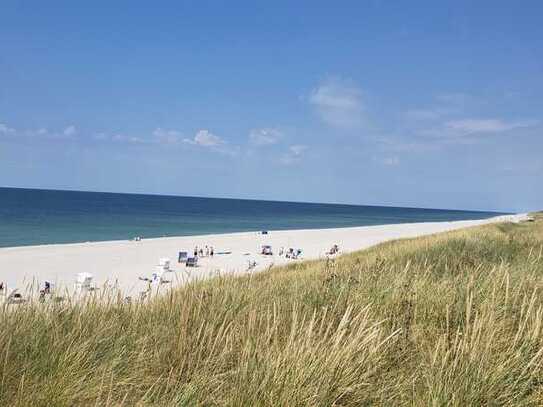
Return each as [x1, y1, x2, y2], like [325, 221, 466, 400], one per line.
[1, 213, 543, 406]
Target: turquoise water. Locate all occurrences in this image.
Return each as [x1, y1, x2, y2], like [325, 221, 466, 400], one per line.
[0, 187, 506, 248]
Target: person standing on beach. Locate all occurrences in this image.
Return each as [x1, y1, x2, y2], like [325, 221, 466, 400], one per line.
[194, 246, 198, 257]
[210, 246, 214, 257]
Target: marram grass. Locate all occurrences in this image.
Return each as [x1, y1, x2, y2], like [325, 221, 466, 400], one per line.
[1, 213, 542, 406]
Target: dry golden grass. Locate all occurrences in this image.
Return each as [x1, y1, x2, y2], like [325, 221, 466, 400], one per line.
[1, 213, 542, 406]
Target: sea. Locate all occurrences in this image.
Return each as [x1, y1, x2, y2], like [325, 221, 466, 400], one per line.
[0, 187, 506, 248]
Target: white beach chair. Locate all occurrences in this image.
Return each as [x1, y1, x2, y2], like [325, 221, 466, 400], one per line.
[158, 258, 171, 270]
[75, 272, 94, 293]
[150, 266, 171, 285]
[5, 289, 25, 305]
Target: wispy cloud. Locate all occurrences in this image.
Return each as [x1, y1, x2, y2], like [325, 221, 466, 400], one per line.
[444, 118, 538, 134]
[111, 134, 146, 144]
[63, 125, 77, 137]
[289, 145, 307, 155]
[0, 122, 16, 136]
[153, 128, 182, 144]
[0, 122, 80, 140]
[90, 132, 146, 144]
[2, 122, 233, 151]
[281, 144, 308, 165]
[249, 128, 282, 146]
[410, 117, 541, 148]
[403, 108, 456, 121]
[309, 77, 365, 128]
[402, 93, 474, 123]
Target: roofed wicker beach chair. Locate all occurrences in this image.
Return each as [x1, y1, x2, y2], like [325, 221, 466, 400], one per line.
[186, 256, 198, 267]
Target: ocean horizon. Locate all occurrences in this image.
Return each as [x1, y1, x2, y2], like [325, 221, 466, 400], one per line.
[0, 187, 507, 248]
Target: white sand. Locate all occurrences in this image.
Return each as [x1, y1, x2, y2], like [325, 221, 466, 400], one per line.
[0, 213, 528, 298]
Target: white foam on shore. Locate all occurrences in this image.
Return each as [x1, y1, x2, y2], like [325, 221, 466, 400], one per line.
[0, 213, 528, 298]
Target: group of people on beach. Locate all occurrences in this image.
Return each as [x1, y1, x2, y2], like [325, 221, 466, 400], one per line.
[278, 247, 303, 259]
[194, 245, 214, 258]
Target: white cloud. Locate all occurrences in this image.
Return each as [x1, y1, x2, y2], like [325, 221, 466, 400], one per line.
[184, 129, 224, 147]
[249, 128, 282, 146]
[444, 118, 538, 134]
[0, 123, 16, 136]
[309, 77, 365, 128]
[63, 125, 77, 137]
[410, 117, 540, 148]
[112, 134, 145, 144]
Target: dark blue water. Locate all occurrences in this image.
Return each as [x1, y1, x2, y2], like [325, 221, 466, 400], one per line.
[0, 187, 506, 248]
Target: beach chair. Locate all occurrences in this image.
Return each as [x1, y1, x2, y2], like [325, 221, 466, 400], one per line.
[178, 251, 188, 263]
[158, 258, 171, 270]
[152, 266, 171, 284]
[186, 256, 198, 267]
[261, 245, 273, 255]
[6, 289, 25, 305]
[75, 272, 94, 293]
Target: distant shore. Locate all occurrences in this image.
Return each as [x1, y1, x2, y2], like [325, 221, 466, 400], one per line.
[0, 213, 528, 298]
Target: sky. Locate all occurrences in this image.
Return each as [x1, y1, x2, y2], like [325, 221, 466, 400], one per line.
[0, 1, 542, 212]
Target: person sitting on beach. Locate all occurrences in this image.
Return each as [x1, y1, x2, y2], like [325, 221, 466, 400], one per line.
[328, 244, 339, 255]
[286, 248, 294, 258]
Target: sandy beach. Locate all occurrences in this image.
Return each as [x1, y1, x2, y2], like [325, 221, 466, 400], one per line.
[0, 213, 528, 298]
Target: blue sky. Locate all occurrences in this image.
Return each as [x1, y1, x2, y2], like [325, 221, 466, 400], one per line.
[0, 1, 541, 212]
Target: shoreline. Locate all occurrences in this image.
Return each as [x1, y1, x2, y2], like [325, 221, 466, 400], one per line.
[0, 214, 509, 251]
[0, 213, 529, 299]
